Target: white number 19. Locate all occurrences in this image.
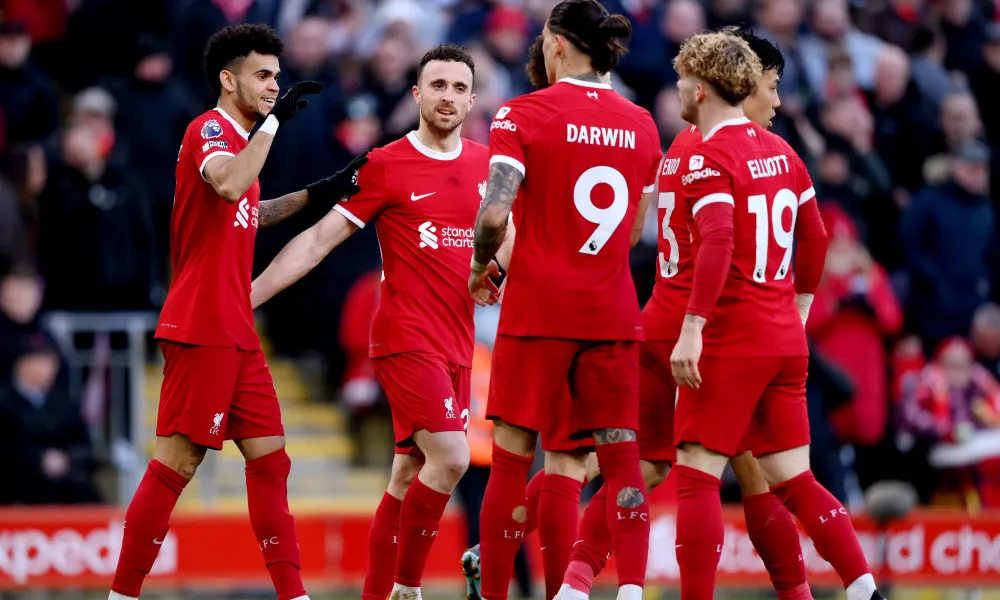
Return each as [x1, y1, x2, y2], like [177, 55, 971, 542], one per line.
[747, 188, 798, 282]
[575, 166, 629, 255]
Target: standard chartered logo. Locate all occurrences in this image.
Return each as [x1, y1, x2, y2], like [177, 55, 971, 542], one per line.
[417, 221, 474, 249]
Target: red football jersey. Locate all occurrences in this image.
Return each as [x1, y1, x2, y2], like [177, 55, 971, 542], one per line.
[489, 78, 661, 340]
[642, 124, 702, 341]
[681, 117, 822, 357]
[156, 108, 260, 350]
[334, 133, 489, 368]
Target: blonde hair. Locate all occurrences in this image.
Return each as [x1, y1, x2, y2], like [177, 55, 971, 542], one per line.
[673, 32, 762, 106]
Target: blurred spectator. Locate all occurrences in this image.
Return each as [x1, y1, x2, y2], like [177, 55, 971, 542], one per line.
[970, 302, 1000, 377]
[480, 5, 533, 97]
[0, 143, 47, 265]
[806, 344, 857, 503]
[858, 0, 929, 52]
[0, 263, 44, 375]
[104, 35, 202, 289]
[37, 88, 158, 311]
[359, 32, 420, 143]
[799, 0, 885, 96]
[900, 141, 996, 350]
[706, 0, 752, 30]
[809, 203, 903, 449]
[933, 0, 990, 79]
[897, 337, 1000, 506]
[0, 332, 99, 505]
[922, 91, 985, 184]
[0, 20, 59, 147]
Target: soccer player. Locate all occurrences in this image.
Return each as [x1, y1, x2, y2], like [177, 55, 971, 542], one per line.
[555, 28, 813, 600]
[667, 32, 883, 600]
[249, 45, 514, 600]
[467, 2, 661, 600]
[109, 24, 363, 600]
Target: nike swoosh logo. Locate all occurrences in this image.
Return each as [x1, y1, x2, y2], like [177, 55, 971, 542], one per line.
[411, 192, 436, 201]
[153, 538, 164, 545]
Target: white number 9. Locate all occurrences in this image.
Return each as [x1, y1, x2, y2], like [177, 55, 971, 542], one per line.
[574, 166, 629, 255]
[747, 188, 798, 282]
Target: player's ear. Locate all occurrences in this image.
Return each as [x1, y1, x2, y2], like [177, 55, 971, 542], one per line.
[220, 70, 237, 94]
[468, 92, 476, 110]
[411, 84, 420, 105]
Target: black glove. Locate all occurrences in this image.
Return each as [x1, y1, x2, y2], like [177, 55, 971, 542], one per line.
[306, 151, 370, 208]
[269, 81, 324, 123]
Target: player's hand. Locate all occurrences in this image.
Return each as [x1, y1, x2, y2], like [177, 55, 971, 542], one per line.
[269, 81, 325, 123]
[306, 151, 369, 207]
[468, 261, 501, 307]
[670, 327, 703, 389]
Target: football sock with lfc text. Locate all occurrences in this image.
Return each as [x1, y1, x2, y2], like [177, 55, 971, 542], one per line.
[563, 483, 611, 594]
[245, 449, 308, 600]
[394, 477, 452, 588]
[363, 491, 403, 600]
[524, 468, 545, 536]
[594, 441, 649, 588]
[743, 492, 813, 600]
[674, 465, 724, 600]
[480, 444, 533, 600]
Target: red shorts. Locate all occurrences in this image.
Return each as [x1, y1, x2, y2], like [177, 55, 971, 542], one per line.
[637, 341, 677, 463]
[674, 355, 811, 457]
[488, 335, 639, 445]
[371, 351, 471, 453]
[156, 342, 284, 450]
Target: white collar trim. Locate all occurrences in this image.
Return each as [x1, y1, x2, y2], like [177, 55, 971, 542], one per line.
[702, 116, 751, 141]
[558, 77, 612, 90]
[406, 131, 463, 161]
[214, 107, 250, 140]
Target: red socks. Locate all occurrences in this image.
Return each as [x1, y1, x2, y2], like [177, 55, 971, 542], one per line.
[245, 449, 306, 600]
[674, 464, 723, 600]
[593, 441, 649, 587]
[743, 492, 811, 600]
[771, 470, 871, 588]
[538, 474, 584, 600]
[363, 492, 403, 600]
[111, 460, 188, 598]
[480, 443, 533, 600]
[564, 484, 611, 594]
[395, 477, 451, 587]
[524, 468, 545, 536]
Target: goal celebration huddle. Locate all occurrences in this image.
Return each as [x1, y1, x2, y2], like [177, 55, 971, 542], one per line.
[109, 1, 887, 600]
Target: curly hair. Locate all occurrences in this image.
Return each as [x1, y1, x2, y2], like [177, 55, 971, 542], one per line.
[203, 23, 284, 97]
[673, 32, 762, 106]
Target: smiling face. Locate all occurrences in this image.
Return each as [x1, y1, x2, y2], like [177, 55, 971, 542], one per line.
[414, 59, 475, 134]
[222, 51, 281, 120]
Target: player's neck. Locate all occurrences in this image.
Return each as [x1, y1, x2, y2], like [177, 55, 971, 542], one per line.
[695, 104, 746, 141]
[555, 60, 601, 85]
[414, 122, 461, 154]
[217, 96, 256, 133]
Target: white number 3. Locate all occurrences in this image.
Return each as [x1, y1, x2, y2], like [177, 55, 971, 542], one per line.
[575, 166, 629, 254]
[747, 188, 798, 282]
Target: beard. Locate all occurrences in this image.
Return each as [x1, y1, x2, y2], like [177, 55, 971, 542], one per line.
[420, 103, 463, 135]
[236, 81, 266, 120]
[526, 35, 549, 90]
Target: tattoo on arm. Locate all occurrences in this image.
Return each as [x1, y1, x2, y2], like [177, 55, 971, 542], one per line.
[473, 162, 523, 266]
[592, 428, 637, 445]
[258, 190, 309, 228]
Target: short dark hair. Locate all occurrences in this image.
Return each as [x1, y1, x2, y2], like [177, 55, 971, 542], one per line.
[727, 26, 785, 77]
[548, 0, 632, 74]
[203, 23, 283, 96]
[416, 44, 476, 86]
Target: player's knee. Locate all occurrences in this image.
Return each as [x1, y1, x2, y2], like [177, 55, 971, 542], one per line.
[545, 450, 589, 482]
[756, 445, 811, 486]
[641, 459, 669, 491]
[153, 434, 207, 480]
[493, 420, 537, 457]
[427, 448, 469, 488]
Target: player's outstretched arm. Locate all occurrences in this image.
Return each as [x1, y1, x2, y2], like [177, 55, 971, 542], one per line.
[257, 152, 368, 228]
[250, 209, 358, 308]
[472, 162, 521, 268]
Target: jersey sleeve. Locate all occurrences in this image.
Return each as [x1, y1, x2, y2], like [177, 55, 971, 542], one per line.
[190, 116, 242, 180]
[488, 101, 528, 177]
[333, 151, 390, 228]
[791, 154, 828, 294]
[683, 148, 736, 318]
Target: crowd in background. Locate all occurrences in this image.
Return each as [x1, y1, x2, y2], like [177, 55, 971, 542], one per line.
[1, 0, 1000, 511]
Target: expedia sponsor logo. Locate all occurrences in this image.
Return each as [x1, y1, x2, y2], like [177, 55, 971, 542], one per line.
[681, 167, 721, 186]
[491, 120, 517, 132]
